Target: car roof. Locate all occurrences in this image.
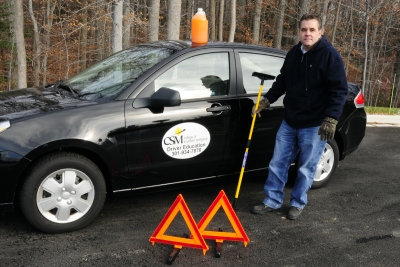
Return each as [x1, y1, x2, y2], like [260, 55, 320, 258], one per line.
[145, 40, 287, 56]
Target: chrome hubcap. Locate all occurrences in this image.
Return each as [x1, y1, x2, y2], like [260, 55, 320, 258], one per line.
[314, 143, 335, 182]
[36, 169, 95, 224]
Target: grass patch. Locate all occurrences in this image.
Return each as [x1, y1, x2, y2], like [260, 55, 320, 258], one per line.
[365, 106, 399, 115]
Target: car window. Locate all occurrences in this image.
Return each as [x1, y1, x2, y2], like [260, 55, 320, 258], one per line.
[239, 53, 284, 94]
[154, 52, 229, 100]
[63, 46, 175, 100]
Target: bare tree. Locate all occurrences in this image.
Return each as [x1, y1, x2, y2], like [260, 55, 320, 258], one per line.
[81, 0, 88, 70]
[218, 0, 225, 41]
[300, 0, 310, 14]
[28, 0, 41, 86]
[123, 0, 132, 49]
[362, 0, 371, 95]
[345, 0, 355, 75]
[210, 0, 216, 41]
[185, 0, 194, 40]
[331, 0, 343, 45]
[148, 0, 160, 41]
[167, 0, 182, 40]
[228, 0, 236, 42]
[12, 0, 27, 88]
[274, 0, 287, 49]
[112, 0, 123, 53]
[321, 0, 329, 34]
[252, 0, 262, 44]
[42, 0, 57, 85]
[95, 0, 106, 61]
[361, 0, 380, 96]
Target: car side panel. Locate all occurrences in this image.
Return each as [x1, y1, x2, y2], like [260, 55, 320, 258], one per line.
[0, 101, 130, 211]
[124, 48, 240, 188]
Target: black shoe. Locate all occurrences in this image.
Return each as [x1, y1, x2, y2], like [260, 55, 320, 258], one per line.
[287, 206, 303, 220]
[251, 204, 279, 215]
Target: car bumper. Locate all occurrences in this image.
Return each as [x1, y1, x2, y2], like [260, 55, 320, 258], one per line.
[338, 108, 367, 160]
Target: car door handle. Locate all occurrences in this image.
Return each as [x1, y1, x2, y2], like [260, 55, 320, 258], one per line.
[206, 105, 231, 112]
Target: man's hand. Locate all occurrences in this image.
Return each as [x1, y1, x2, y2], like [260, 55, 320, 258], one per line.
[251, 98, 270, 117]
[318, 117, 338, 140]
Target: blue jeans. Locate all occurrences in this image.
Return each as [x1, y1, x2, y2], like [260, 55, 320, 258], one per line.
[263, 120, 327, 209]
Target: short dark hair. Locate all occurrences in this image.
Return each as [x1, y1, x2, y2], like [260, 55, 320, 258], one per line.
[299, 14, 322, 30]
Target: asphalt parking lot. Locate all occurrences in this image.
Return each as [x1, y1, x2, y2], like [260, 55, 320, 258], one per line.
[1, 126, 400, 267]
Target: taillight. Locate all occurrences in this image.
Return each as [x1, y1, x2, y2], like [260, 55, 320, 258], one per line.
[354, 91, 365, 108]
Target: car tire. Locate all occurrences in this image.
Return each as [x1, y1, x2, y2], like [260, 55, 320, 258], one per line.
[19, 152, 106, 233]
[288, 139, 339, 189]
[311, 139, 339, 189]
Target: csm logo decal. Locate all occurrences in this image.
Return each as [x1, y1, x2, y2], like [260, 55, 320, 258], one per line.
[162, 122, 210, 159]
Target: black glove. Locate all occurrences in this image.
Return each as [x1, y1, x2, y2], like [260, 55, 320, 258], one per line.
[251, 98, 270, 118]
[318, 117, 338, 140]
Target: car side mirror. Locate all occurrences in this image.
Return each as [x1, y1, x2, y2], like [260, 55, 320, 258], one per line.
[133, 87, 181, 108]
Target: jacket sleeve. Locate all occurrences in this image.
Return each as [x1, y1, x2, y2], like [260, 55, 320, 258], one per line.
[263, 51, 290, 104]
[324, 48, 348, 120]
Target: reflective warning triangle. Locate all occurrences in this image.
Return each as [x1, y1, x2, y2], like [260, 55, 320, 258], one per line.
[197, 190, 250, 247]
[149, 194, 208, 254]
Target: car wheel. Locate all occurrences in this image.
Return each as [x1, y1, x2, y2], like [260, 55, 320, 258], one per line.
[311, 139, 339, 189]
[19, 152, 106, 233]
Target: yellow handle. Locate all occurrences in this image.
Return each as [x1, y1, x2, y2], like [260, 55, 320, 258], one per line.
[234, 82, 264, 199]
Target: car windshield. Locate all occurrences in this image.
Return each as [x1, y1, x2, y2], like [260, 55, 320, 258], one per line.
[62, 45, 175, 100]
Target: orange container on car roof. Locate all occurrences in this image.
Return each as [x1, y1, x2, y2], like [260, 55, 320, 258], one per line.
[191, 8, 208, 44]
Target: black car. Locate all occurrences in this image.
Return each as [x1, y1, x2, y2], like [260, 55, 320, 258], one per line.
[0, 41, 366, 233]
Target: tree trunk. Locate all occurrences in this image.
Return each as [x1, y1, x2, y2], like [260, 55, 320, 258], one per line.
[252, 0, 262, 44]
[321, 0, 329, 35]
[362, 5, 369, 95]
[167, 0, 181, 40]
[331, 0, 342, 45]
[228, 0, 236, 42]
[300, 0, 310, 15]
[8, 34, 15, 91]
[148, 0, 160, 42]
[123, 0, 132, 49]
[345, 0, 354, 75]
[316, 0, 322, 15]
[28, 0, 40, 86]
[210, 0, 216, 41]
[293, 0, 300, 45]
[12, 0, 27, 89]
[42, 0, 56, 86]
[218, 0, 225, 41]
[95, 0, 106, 61]
[274, 0, 286, 49]
[366, 22, 377, 106]
[112, 0, 123, 53]
[81, 0, 88, 70]
[184, 0, 193, 40]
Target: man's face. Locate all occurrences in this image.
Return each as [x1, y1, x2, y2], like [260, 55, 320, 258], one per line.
[299, 19, 322, 51]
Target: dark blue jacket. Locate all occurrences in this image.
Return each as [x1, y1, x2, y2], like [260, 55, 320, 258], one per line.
[265, 36, 348, 128]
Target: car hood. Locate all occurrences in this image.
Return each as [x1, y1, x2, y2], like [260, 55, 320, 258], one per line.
[0, 87, 96, 120]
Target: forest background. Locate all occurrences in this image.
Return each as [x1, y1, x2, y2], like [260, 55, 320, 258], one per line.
[1, 0, 399, 108]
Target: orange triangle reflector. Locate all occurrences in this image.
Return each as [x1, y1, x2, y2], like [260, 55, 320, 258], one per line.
[197, 190, 250, 247]
[149, 194, 208, 255]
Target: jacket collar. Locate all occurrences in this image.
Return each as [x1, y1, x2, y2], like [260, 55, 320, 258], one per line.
[297, 35, 329, 54]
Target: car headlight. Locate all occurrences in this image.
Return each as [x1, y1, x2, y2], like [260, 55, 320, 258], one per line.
[0, 119, 10, 133]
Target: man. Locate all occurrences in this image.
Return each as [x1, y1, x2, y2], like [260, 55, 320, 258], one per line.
[251, 14, 348, 220]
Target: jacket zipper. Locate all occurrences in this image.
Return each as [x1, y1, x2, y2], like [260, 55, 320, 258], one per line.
[305, 55, 308, 91]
